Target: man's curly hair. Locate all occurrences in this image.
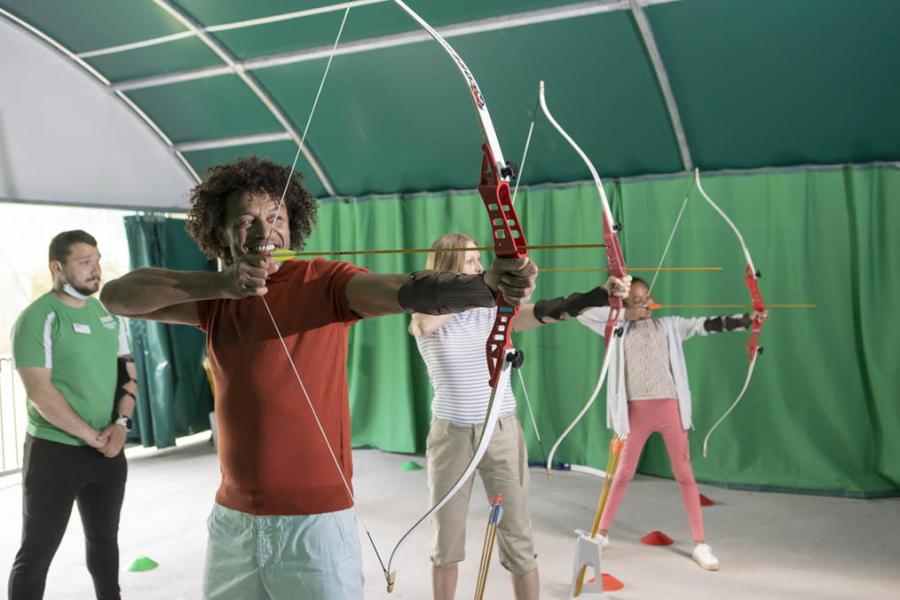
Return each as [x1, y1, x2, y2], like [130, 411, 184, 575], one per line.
[186, 156, 318, 261]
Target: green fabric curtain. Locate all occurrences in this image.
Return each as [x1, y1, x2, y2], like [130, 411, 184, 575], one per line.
[299, 165, 899, 497]
[123, 215, 215, 448]
[134, 164, 898, 495]
[603, 167, 900, 497]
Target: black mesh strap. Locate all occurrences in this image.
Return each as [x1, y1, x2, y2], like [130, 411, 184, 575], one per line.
[397, 270, 496, 315]
[533, 286, 610, 323]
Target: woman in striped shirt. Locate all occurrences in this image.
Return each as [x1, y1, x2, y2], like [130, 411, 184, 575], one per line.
[410, 232, 629, 600]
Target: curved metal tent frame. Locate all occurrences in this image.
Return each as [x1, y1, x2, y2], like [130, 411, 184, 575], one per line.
[2, 0, 898, 207]
[1, 0, 689, 204]
[0, 6, 200, 186]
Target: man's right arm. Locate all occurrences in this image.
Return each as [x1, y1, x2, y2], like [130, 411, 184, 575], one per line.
[17, 367, 107, 448]
[100, 268, 222, 325]
[102, 256, 280, 325]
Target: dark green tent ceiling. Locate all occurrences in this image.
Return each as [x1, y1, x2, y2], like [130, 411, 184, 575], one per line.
[2, 0, 898, 199]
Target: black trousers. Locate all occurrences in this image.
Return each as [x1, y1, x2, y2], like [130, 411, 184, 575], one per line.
[8, 435, 127, 600]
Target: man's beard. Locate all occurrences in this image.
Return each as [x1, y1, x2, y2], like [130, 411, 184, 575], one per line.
[74, 283, 97, 296]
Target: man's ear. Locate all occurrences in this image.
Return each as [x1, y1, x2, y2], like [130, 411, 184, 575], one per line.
[214, 230, 233, 265]
[216, 230, 230, 257]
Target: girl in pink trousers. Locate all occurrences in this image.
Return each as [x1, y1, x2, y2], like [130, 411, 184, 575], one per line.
[578, 278, 766, 571]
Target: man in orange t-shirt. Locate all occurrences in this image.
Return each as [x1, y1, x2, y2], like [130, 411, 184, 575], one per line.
[101, 156, 537, 599]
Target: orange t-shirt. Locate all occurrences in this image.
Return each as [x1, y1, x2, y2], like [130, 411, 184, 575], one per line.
[197, 258, 367, 515]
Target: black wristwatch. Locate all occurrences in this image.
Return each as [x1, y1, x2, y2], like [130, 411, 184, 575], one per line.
[114, 414, 133, 432]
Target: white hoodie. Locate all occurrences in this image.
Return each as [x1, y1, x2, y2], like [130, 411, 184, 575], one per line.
[577, 307, 711, 436]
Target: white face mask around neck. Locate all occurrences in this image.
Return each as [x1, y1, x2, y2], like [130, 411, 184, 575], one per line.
[62, 282, 91, 300]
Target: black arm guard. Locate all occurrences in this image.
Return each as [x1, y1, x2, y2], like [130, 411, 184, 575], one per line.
[703, 314, 753, 333]
[533, 286, 610, 323]
[115, 355, 136, 403]
[397, 271, 496, 315]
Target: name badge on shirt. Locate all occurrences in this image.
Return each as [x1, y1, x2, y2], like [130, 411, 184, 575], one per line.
[73, 323, 91, 334]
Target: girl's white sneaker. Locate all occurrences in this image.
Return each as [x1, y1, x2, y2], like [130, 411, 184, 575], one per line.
[692, 543, 720, 571]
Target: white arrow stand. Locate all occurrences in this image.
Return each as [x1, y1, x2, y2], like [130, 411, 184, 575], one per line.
[571, 529, 605, 597]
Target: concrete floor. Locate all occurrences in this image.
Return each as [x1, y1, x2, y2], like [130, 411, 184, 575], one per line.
[1, 436, 898, 599]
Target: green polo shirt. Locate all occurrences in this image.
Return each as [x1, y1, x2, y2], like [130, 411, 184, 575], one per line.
[12, 292, 129, 446]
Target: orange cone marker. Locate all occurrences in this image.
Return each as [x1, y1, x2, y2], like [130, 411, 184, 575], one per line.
[640, 530, 674, 546]
[584, 573, 625, 592]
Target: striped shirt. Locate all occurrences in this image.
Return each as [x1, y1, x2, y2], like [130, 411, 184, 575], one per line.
[415, 307, 517, 425]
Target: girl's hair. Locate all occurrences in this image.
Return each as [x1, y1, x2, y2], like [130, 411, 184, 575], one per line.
[427, 233, 478, 273]
[623, 276, 650, 309]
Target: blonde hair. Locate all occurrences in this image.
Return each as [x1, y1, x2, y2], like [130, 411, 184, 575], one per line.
[427, 233, 478, 273]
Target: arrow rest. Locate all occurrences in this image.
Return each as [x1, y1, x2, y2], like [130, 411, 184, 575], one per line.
[501, 160, 518, 180]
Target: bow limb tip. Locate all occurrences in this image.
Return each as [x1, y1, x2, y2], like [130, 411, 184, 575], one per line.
[387, 571, 396, 593]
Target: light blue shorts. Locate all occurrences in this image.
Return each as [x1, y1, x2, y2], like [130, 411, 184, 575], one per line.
[202, 503, 364, 599]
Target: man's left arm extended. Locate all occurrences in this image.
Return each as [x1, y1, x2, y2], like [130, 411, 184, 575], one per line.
[345, 257, 538, 318]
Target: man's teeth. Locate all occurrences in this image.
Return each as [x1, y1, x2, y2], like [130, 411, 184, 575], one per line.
[254, 244, 276, 252]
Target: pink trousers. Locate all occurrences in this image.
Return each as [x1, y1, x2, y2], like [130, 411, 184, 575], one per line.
[599, 398, 705, 541]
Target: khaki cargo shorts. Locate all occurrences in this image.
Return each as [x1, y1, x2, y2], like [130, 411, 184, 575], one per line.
[427, 414, 537, 574]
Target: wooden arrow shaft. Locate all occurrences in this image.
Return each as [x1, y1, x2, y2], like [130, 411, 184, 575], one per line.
[656, 303, 815, 309]
[543, 266, 722, 273]
[272, 242, 606, 259]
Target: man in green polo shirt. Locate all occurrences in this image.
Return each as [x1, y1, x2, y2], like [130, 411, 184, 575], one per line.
[9, 230, 137, 600]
